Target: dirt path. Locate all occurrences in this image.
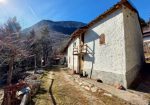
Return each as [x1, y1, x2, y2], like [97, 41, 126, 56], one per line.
[52, 69, 106, 105]
[30, 67, 131, 105]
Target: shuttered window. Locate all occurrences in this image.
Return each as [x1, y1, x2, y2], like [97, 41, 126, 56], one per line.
[99, 34, 105, 45]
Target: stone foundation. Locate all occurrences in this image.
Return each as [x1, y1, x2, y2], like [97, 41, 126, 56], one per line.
[125, 64, 141, 88]
[85, 69, 126, 87]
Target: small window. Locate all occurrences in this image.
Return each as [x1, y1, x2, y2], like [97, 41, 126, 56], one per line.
[99, 34, 105, 45]
[73, 42, 76, 47]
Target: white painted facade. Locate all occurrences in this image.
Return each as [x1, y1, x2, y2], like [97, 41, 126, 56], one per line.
[67, 6, 144, 88]
[67, 38, 80, 73]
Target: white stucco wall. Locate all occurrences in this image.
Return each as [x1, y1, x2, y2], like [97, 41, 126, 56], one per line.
[83, 9, 126, 85]
[67, 38, 80, 72]
[67, 6, 144, 88]
[123, 7, 144, 87]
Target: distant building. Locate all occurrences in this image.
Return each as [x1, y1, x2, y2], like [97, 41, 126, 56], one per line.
[142, 24, 150, 53]
[64, 0, 144, 88]
[143, 24, 150, 42]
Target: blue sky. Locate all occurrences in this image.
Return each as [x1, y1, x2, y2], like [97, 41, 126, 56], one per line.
[0, 0, 149, 29]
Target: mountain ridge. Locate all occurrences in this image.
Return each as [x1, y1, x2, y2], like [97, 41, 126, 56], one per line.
[22, 20, 86, 36]
[21, 20, 86, 52]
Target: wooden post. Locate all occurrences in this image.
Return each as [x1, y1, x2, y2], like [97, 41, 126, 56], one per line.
[73, 48, 74, 74]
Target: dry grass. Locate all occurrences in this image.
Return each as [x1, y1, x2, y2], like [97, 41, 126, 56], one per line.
[52, 69, 132, 105]
[29, 72, 52, 105]
[52, 72, 90, 105]
[29, 68, 133, 105]
[94, 91, 132, 105]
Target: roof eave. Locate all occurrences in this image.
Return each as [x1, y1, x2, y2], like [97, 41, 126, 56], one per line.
[62, 0, 139, 53]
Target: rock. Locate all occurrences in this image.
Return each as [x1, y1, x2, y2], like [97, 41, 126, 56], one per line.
[75, 79, 79, 83]
[81, 85, 85, 88]
[84, 86, 90, 91]
[98, 89, 103, 93]
[103, 93, 113, 97]
[79, 82, 83, 86]
[50, 75, 55, 79]
[89, 84, 94, 88]
[50, 72, 55, 75]
[82, 81, 90, 86]
[114, 83, 125, 90]
[72, 78, 75, 81]
[35, 70, 44, 74]
[67, 75, 72, 78]
[91, 87, 98, 93]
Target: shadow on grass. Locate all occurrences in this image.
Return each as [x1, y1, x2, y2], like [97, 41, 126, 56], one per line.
[28, 87, 47, 105]
[44, 68, 61, 73]
[28, 100, 35, 105]
[49, 79, 57, 105]
[44, 65, 67, 72]
[36, 87, 47, 94]
[40, 73, 48, 79]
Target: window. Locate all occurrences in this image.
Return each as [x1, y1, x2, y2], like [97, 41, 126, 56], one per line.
[99, 34, 105, 45]
[73, 42, 76, 47]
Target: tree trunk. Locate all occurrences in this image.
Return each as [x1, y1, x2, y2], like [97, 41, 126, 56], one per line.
[7, 57, 14, 85]
[41, 57, 43, 67]
[34, 55, 37, 73]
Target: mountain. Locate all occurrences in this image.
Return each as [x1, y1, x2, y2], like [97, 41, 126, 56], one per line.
[21, 20, 86, 52]
[22, 20, 86, 36]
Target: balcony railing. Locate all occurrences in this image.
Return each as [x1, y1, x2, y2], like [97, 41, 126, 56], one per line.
[73, 44, 87, 55]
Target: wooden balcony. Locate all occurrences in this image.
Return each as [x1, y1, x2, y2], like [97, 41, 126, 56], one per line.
[73, 47, 79, 55]
[73, 44, 88, 55]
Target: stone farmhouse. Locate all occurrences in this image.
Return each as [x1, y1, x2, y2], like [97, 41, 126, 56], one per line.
[64, 0, 144, 88]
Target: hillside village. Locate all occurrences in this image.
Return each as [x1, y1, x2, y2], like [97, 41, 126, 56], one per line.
[0, 0, 150, 105]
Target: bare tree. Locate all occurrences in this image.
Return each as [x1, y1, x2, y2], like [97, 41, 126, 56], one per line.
[29, 26, 52, 67]
[40, 26, 52, 66]
[0, 17, 29, 85]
